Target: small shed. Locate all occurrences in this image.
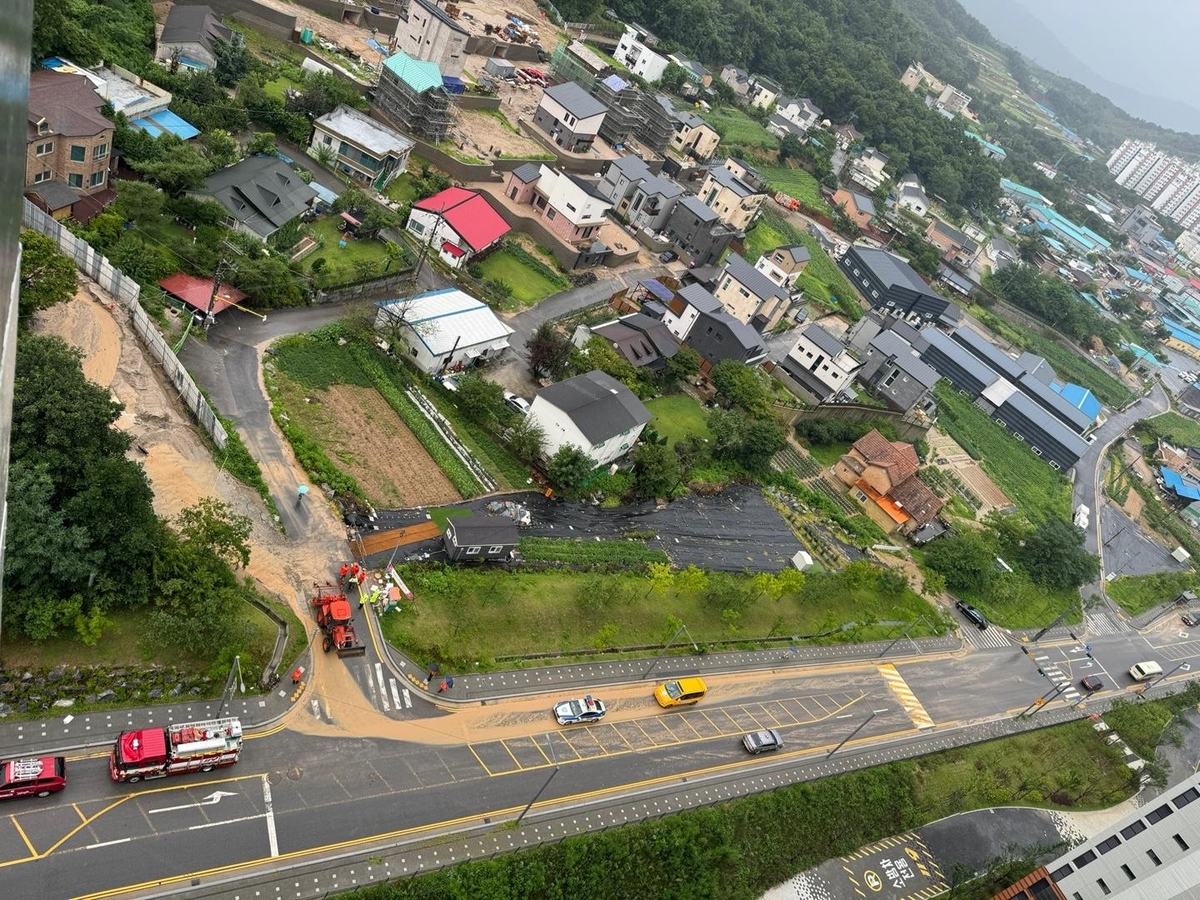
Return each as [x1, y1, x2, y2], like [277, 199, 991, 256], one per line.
[443, 518, 519, 563]
[485, 58, 516, 79]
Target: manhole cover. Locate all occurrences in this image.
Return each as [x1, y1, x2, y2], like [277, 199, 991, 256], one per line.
[267, 771, 283, 785]
[287, 766, 304, 780]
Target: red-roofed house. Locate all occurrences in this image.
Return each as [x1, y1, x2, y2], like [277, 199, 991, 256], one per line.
[405, 187, 511, 269]
[158, 272, 247, 318]
[834, 429, 942, 535]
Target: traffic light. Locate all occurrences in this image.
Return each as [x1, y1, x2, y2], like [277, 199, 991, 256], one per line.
[1037, 667, 1046, 677]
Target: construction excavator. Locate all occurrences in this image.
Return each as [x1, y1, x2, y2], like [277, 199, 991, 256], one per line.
[312, 583, 367, 658]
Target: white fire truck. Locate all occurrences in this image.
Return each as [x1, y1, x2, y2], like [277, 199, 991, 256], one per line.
[109, 717, 243, 783]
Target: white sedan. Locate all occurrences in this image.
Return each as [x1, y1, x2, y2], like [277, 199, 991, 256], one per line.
[553, 696, 606, 725]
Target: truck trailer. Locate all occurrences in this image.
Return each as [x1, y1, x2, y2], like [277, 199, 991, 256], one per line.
[109, 718, 243, 783]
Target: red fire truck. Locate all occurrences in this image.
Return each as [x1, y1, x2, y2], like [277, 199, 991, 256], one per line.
[109, 717, 244, 783]
[0, 756, 66, 800]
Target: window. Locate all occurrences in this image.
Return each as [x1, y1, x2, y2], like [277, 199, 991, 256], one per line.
[1049, 865, 1073, 881]
[410, 347, 418, 357]
[1072, 850, 1097, 868]
[93, 143, 107, 160]
[1147, 849, 1161, 866]
[547, 208, 556, 220]
[37, 120, 49, 135]
[1146, 804, 1174, 825]
[35, 141, 52, 155]
[871, 289, 880, 298]
[68, 173, 83, 188]
[1174, 787, 1200, 808]
[1120, 864, 1135, 881]
[566, 202, 577, 213]
[465, 546, 481, 555]
[1096, 878, 1110, 896]
[409, 220, 425, 235]
[33, 169, 51, 184]
[322, 134, 332, 145]
[488, 546, 504, 554]
[70, 145, 85, 162]
[854, 490, 868, 503]
[89, 170, 105, 187]
[1097, 836, 1121, 854]
[1174, 833, 1189, 851]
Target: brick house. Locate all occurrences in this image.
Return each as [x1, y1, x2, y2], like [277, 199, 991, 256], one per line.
[504, 164, 612, 243]
[834, 430, 943, 535]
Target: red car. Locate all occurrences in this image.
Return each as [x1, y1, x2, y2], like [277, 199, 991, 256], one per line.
[0, 756, 66, 800]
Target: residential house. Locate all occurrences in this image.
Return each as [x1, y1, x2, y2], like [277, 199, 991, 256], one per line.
[372, 50, 451, 143]
[554, 42, 609, 84]
[856, 328, 940, 414]
[918, 326, 1090, 470]
[925, 219, 980, 268]
[719, 65, 751, 97]
[963, 130, 1006, 160]
[688, 307, 769, 368]
[1121, 204, 1163, 247]
[780, 323, 863, 402]
[442, 518, 518, 563]
[660, 282, 721, 341]
[155, 5, 232, 72]
[936, 85, 972, 117]
[504, 164, 613, 244]
[663, 194, 739, 266]
[895, 173, 929, 217]
[697, 158, 766, 230]
[374, 287, 512, 374]
[667, 53, 711, 88]
[832, 188, 877, 230]
[774, 97, 822, 132]
[747, 76, 781, 111]
[987, 235, 1018, 271]
[24, 70, 115, 222]
[41, 59, 195, 140]
[714, 251, 793, 330]
[395, 0, 469, 78]
[846, 309, 928, 355]
[310, 105, 414, 190]
[839, 244, 961, 328]
[613, 24, 668, 82]
[848, 147, 889, 192]
[834, 123, 864, 151]
[198, 155, 316, 241]
[669, 107, 721, 161]
[766, 114, 808, 142]
[937, 264, 975, 297]
[573, 313, 679, 371]
[834, 430, 943, 535]
[529, 370, 651, 466]
[158, 272, 246, 321]
[405, 185, 510, 269]
[596, 156, 682, 233]
[533, 81, 608, 153]
[900, 63, 945, 94]
[754, 245, 810, 290]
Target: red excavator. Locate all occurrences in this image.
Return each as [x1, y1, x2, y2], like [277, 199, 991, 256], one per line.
[312, 583, 366, 658]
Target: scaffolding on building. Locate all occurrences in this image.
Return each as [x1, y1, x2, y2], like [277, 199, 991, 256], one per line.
[374, 68, 452, 144]
[549, 43, 608, 93]
[592, 77, 674, 154]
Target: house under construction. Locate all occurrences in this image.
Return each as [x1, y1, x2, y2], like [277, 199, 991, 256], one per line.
[591, 74, 674, 155]
[373, 50, 451, 143]
[549, 40, 612, 92]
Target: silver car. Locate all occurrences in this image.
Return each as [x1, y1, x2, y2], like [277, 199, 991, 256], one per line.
[742, 730, 783, 754]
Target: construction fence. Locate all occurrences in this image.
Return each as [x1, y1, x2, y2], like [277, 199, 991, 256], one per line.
[21, 199, 228, 450]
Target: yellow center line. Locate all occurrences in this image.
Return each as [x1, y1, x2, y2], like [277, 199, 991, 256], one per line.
[10, 817, 36, 858]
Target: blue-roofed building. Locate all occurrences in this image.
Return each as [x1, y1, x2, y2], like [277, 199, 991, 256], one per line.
[131, 109, 200, 140]
[1027, 204, 1111, 254]
[1000, 178, 1051, 207]
[1125, 266, 1154, 287]
[964, 130, 1006, 160]
[374, 51, 451, 142]
[1164, 317, 1200, 352]
[1052, 383, 1102, 423]
[1161, 467, 1200, 502]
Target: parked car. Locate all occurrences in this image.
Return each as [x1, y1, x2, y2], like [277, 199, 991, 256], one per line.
[503, 391, 531, 415]
[955, 600, 988, 630]
[742, 730, 783, 754]
[658, 250, 678, 263]
[1080, 675, 1103, 692]
[553, 695, 607, 725]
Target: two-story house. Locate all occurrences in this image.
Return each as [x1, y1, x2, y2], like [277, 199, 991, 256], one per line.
[774, 97, 822, 132]
[697, 158, 766, 231]
[719, 66, 751, 97]
[832, 188, 877, 230]
[533, 81, 608, 154]
[155, 5, 232, 73]
[895, 173, 929, 217]
[856, 328, 940, 415]
[572, 313, 679, 371]
[529, 370, 651, 467]
[651, 282, 766, 367]
[25, 70, 115, 222]
[747, 76, 782, 111]
[310, 105, 414, 190]
[596, 156, 681, 232]
[669, 107, 720, 161]
[405, 185, 510, 269]
[834, 430, 943, 535]
[754, 245, 811, 291]
[613, 24, 669, 82]
[504, 164, 613, 243]
[925, 219, 980, 268]
[848, 147, 889, 192]
[780, 323, 863, 402]
[663, 194, 739, 267]
[395, 0, 469, 77]
[839, 244, 961, 329]
[713, 252, 793, 331]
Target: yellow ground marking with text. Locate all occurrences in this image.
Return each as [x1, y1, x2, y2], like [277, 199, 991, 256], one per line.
[877, 665, 935, 729]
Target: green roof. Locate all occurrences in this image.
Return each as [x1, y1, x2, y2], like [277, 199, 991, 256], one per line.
[383, 51, 444, 93]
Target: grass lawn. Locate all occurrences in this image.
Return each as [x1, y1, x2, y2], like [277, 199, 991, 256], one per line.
[381, 566, 940, 670]
[304, 215, 391, 273]
[263, 77, 302, 101]
[741, 218, 790, 262]
[476, 248, 565, 307]
[802, 441, 851, 467]
[646, 394, 711, 444]
[750, 208, 861, 320]
[954, 578, 1081, 629]
[702, 105, 779, 153]
[1140, 411, 1200, 448]
[429, 506, 473, 532]
[1107, 571, 1200, 617]
[759, 165, 829, 213]
[383, 173, 418, 205]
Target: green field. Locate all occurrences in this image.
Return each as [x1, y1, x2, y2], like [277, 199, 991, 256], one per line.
[932, 383, 1073, 523]
[701, 105, 779, 153]
[645, 394, 711, 444]
[1139, 411, 1200, 448]
[303, 216, 391, 273]
[263, 77, 302, 101]
[1107, 571, 1200, 617]
[476, 248, 565, 307]
[383, 173, 418, 205]
[745, 208, 862, 320]
[759, 165, 829, 213]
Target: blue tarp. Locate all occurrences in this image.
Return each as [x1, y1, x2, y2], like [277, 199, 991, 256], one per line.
[442, 76, 465, 94]
[131, 109, 200, 140]
[1051, 382, 1102, 421]
[1124, 266, 1154, 286]
[602, 73, 629, 92]
[309, 182, 339, 207]
[640, 279, 674, 302]
[1161, 467, 1200, 502]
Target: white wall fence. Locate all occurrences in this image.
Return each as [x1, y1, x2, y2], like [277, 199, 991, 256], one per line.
[22, 199, 227, 449]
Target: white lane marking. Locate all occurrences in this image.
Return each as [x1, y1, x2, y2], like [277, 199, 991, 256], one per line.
[149, 791, 238, 814]
[86, 838, 132, 850]
[188, 813, 267, 831]
[262, 774, 279, 857]
[309, 699, 321, 719]
[389, 679, 402, 710]
[401, 687, 412, 709]
[376, 663, 390, 711]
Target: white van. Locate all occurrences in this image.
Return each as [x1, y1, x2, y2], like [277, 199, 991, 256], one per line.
[1129, 661, 1163, 682]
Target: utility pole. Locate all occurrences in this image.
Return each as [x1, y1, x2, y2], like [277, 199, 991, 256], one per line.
[643, 623, 698, 679]
[827, 709, 888, 758]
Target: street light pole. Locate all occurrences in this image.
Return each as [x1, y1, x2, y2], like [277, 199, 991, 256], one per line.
[827, 709, 888, 758]
[1015, 682, 1065, 720]
[643, 624, 698, 679]
[878, 616, 926, 658]
[1152, 661, 1192, 687]
[516, 764, 560, 825]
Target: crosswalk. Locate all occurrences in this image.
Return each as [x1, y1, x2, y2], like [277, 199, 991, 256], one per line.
[358, 661, 414, 715]
[1085, 610, 1126, 636]
[1031, 653, 1082, 703]
[959, 624, 1014, 651]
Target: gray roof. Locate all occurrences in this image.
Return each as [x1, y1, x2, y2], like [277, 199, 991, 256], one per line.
[706, 163, 758, 198]
[850, 192, 876, 215]
[801, 323, 846, 357]
[990, 235, 1017, 258]
[768, 114, 806, 137]
[950, 326, 1024, 381]
[868, 330, 940, 387]
[543, 81, 608, 120]
[609, 155, 653, 181]
[446, 518, 518, 545]
[852, 245, 932, 295]
[774, 245, 811, 264]
[160, 5, 231, 50]
[510, 162, 543, 183]
[997, 389, 1090, 457]
[26, 180, 80, 210]
[620, 313, 679, 357]
[536, 370, 651, 444]
[203, 155, 317, 239]
[699, 308, 766, 353]
[889, 317, 927, 351]
[1018, 373, 1092, 431]
[314, 104, 414, 157]
[633, 170, 683, 200]
[592, 321, 662, 367]
[411, 0, 469, 35]
[931, 219, 978, 253]
[567, 172, 609, 201]
[920, 327, 999, 388]
[677, 282, 723, 313]
[678, 194, 718, 222]
[641, 300, 667, 319]
[722, 252, 789, 301]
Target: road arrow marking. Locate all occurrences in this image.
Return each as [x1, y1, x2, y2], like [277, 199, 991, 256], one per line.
[149, 790, 239, 815]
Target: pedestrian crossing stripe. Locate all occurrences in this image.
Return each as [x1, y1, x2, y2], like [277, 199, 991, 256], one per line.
[878, 664, 936, 729]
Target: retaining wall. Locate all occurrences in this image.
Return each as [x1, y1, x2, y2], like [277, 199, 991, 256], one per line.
[205, 0, 297, 41]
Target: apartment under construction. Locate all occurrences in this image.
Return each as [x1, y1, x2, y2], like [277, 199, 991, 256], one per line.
[373, 50, 452, 144]
[591, 73, 674, 155]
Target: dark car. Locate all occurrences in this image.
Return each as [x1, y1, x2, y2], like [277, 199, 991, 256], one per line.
[955, 600, 987, 630]
[658, 250, 678, 263]
[1080, 675, 1103, 692]
[742, 730, 783, 754]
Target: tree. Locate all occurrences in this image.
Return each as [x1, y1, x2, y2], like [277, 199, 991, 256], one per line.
[667, 345, 701, 381]
[546, 445, 596, 494]
[710, 359, 771, 413]
[455, 374, 507, 428]
[658, 62, 689, 95]
[1021, 518, 1100, 591]
[285, 72, 368, 119]
[923, 530, 997, 594]
[632, 442, 682, 499]
[708, 408, 785, 472]
[245, 131, 278, 157]
[200, 129, 241, 169]
[18, 230, 77, 319]
[114, 178, 168, 226]
[212, 36, 257, 88]
[778, 133, 805, 164]
[644, 561, 674, 600]
[128, 137, 213, 196]
[174, 498, 253, 569]
[1017, 233, 1049, 263]
[507, 416, 545, 462]
[526, 323, 573, 380]
[675, 564, 708, 597]
[108, 237, 180, 285]
[230, 255, 304, 308]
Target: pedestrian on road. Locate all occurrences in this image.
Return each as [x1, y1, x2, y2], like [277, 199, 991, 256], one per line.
[438, 679, 448, 693]
[291, 667, 302, 686]
[427, 665, 437, 686]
